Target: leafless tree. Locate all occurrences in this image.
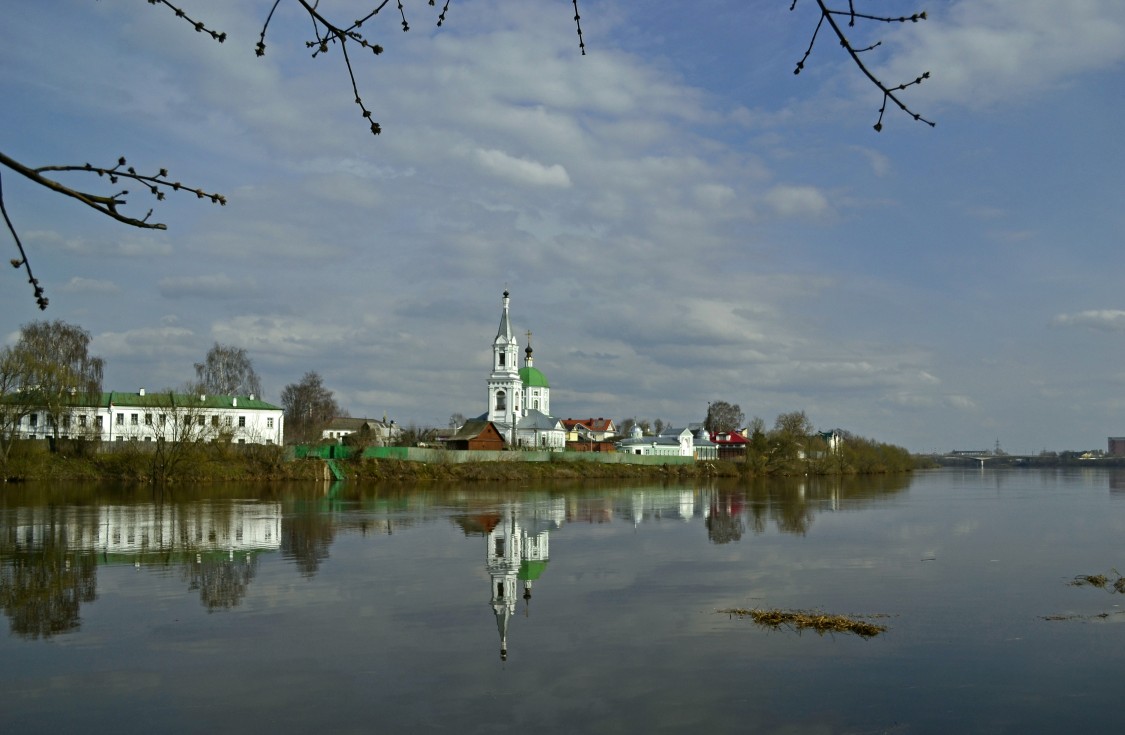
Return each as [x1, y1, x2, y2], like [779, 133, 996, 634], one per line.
[146, 390, 228, 483]
[281, 371, 341, 444]
[194, 343, 263, 398]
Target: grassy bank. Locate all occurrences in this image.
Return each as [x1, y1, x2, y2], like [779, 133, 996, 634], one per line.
[2, 437, 923, 484]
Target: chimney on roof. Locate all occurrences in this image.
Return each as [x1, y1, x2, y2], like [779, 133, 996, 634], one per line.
[233, 397, 238, 407]
[249, 393, 255, 401]
[200, 394, 206, 401]
[139, 388, 145, 396]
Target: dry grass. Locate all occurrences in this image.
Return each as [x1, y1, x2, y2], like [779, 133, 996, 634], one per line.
[1071, 574, 1109, 588]
[1069, 570, 1125, 593]
[1043, 611, 1125, 622]
[720, 608, 887, 638]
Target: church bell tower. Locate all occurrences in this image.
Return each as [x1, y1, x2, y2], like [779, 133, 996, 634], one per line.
[487, 290, 522, 427]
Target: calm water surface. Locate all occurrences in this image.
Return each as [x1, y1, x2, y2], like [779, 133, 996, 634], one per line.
[3, 468, 1125, 734]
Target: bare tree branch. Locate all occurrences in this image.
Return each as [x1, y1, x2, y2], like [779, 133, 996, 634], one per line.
[793, 0, 934, 131]
[0, 151, 225, 229]
[0, 170, 47, 310]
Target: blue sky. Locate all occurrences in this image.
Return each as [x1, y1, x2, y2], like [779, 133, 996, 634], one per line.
[2, 0, 1124, 453]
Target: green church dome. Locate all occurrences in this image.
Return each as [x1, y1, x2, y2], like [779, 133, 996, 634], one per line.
[520, 366, 549, 388]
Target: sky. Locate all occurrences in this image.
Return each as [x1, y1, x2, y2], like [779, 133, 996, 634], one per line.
[2, 0, 1124, 454]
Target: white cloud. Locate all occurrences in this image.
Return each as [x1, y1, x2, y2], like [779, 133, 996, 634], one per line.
[209, 315, 365, 358]
[850, 146, 891, 177]
[947, 395, 978, 411]
[474, 148, 572, 187]
[882, 0, 1125, 109]
[764, 185, 829, 218]
[94, 326, 198, 359]
[61, 277, 120, 294]
[159, 273, 256, 299]
[1052, 310, 1125, 332]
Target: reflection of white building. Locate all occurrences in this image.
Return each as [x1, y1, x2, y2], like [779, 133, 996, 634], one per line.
[8, 502, 282, 561]
[627, 489, 699, 525]
[485, 500, 562, 660]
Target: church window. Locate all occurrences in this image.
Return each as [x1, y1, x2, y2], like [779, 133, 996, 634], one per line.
[498, 353, 505, 367]
[495, 390, 506, 411]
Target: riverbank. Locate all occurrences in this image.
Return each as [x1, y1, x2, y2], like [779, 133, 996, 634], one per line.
[2, 446, 927, 485]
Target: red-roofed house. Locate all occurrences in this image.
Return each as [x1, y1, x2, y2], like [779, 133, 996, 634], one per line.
[710, 430, 749, 461]
[563, 418, 617, 442]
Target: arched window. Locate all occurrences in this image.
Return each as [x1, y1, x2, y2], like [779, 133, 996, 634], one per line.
[495, 390, 506, 411]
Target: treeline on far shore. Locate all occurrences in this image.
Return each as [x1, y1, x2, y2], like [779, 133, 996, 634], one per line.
[1, 431, 922, 484]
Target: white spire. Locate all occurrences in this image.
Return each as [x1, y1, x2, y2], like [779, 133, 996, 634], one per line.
[496, 289, 513, 342]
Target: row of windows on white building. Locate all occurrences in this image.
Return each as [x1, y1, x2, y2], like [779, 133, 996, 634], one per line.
[12, 408, 281, 445]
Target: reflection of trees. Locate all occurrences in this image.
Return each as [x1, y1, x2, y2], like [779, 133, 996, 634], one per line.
[281, 509, 336, 577]
[181, 554, 259, 611]
[734, 474, 911, 539]
[0, 540, 97, 639]
[742, 478, 814, 536]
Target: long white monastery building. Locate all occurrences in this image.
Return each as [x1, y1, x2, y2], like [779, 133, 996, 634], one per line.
[7, 389, 284, 446]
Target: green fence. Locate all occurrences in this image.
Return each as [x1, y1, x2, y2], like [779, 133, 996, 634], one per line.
[292, 445, 694, 466]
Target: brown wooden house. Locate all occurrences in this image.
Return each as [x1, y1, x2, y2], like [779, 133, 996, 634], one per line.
[444, 420, 507, 451]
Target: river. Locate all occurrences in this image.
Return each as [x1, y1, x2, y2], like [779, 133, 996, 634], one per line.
[2, 468, 1124, 733]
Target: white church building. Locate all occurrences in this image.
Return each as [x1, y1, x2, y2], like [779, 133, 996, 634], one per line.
[484, 291, 566, 450]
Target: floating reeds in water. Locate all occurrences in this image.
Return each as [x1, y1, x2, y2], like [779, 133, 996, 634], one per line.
[1069, 569, 1125, 593]
[720, 608, 887, 638]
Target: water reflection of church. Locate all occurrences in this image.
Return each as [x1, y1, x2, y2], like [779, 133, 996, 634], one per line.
[485, 499, 564, 660]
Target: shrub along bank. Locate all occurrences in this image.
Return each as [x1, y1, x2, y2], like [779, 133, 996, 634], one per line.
[2, 435, 921, 484]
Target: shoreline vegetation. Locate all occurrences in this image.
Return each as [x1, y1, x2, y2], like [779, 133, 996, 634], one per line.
[1, 434, 924, 483]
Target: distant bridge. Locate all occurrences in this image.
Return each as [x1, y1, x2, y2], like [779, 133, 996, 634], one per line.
[941, 453, 1035, 468]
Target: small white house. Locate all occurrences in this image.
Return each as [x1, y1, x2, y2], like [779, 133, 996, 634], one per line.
[615, 425, 695, 457]
[321, 417, 400, 446]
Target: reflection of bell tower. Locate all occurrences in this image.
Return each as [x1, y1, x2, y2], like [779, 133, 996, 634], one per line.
[486, 512, 521, 660]
[483, 503, 556, 661]
[519, 527, 549, 612]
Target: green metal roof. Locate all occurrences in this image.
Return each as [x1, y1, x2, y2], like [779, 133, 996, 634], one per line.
[518, 559, 548, 581]
[520, 366, 549, 388]
[41, 391, 284, 410]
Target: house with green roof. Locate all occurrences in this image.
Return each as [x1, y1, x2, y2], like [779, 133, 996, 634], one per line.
[6, 388, 284, 446]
